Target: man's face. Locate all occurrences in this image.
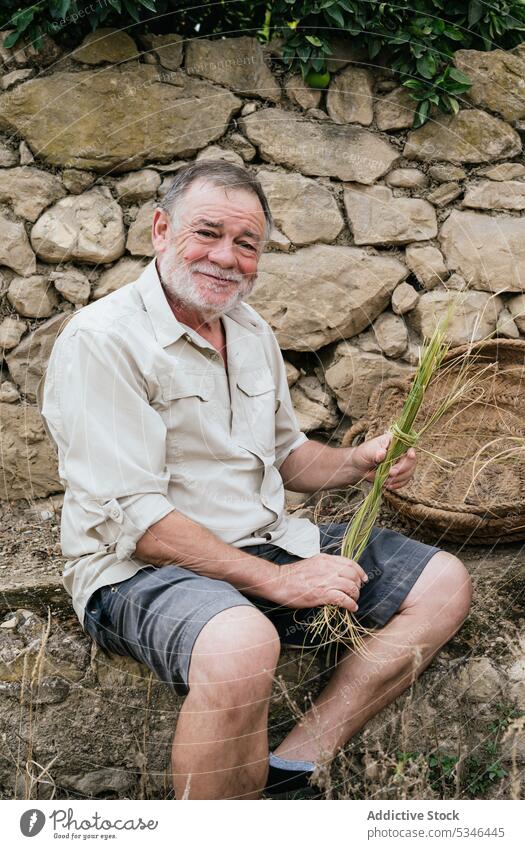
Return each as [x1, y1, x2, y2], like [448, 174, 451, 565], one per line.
[152, 178, 266, 320]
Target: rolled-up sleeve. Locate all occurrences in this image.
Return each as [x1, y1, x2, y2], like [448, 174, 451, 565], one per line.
[262, 324, 309, 470]
[44, 326, 174, 560]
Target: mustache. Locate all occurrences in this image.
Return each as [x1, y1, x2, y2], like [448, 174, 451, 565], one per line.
[189, 261, 247, 285]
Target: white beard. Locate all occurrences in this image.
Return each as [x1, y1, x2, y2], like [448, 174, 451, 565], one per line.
[158, 249, 257, 321]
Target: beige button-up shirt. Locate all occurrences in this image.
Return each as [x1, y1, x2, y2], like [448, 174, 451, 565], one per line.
[41, 258, 321, 628]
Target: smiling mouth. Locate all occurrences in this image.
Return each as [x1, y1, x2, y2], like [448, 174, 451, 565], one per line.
[196, 271, 237, 286]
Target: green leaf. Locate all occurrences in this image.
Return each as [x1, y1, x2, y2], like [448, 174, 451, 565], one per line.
[139, 0, 158, 11]
[123, 0, 140, 21]
[413, 99, 430, 128]
[468, 0, 484, 27]
[49, 0, 72, 18]
[305, 35, 323, 47]
[417, 52, 437, 80]
[2, 31, 21, 48]
[324, 4, 346, 28]
[402, 78, 424, 90]
[448, 67, 471, 86]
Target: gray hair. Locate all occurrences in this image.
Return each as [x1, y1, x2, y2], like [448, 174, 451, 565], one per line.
[158, 159, 273, 243]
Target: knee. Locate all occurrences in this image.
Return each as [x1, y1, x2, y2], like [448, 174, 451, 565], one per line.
[188, 606, 281, 709]
[443, 553, 472, 619]
[429, 552, 472, 631]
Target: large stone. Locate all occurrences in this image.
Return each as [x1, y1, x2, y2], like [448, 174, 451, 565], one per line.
[284, 360, 300, 387]
[324, 342, 413, 419]
[372, 311, 408, 357]
[72, 28, 138, 65]
[326, 66, 374, 126]
[409, 291, 503, 346]
[137, 33, 183, 71]
[126, 201, 156, 257]
[428, 164, 466, 183]
[5, 312, 72, 402]
[0, 402, 61, 500]
[385, 168, 428, 189]
[427, 182, 462, 207]
[93, 258, 147, 299]
[256, 170, 343, 245]
[31, 187, 125, 264]
[478, 162, 525, 181]
[0, 141, 18, 167]
[507, 294, 525, 333]
[392, 282, 419, 315]
[49, 269, 91, 305]
[405, 243, 447, 290]
[439, 210, 525, 293]
[497, 307, 520, 339]
[0, 213, 35, 275]
[375, 86, 415, 130]
[241, 108, 398, 184]
[0, 317, 26, 351]
[7, 275, 58, 318]
[1, 68, 33, 89]
[196, 145, 244, 167]
[0, 381, 19, 403]
[456, 657, 504, 704]
[285, 74, 321, 110]
[0, 66, 241, 172]
[186, 37, 280, 102]
[344, 185, 437, 245]
[0, 166, 65, 221]
[462, 180, 525, 210]
[290, 374, 339, 432]
[62, 169, 95, 194]
[115, 169, 161, 203]
[454, 49, 525, 122]
[404, 109, 521, 163]
[247, 244, 408, 351]
[227, 132, 256, 162]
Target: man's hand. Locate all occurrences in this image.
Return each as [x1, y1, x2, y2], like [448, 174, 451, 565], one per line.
[270, 554, 369, 612]
[352, 432, 417, 491]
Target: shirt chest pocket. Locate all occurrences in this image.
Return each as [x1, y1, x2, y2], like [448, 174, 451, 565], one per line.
[157, 372, 214, 464]
[234, 368, 277, 460]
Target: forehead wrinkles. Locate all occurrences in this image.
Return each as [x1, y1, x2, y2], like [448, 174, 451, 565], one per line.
[183, 197, 265, 237]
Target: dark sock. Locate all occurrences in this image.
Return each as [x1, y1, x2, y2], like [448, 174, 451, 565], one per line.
[264, 753, 316, 794]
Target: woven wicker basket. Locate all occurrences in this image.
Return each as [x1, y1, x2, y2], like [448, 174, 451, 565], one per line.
[341, 339, 525, 544]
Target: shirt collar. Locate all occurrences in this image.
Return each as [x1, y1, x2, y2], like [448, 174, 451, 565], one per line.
[133, 257, 262, 348]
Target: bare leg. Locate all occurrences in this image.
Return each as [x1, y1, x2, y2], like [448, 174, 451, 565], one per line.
[171, 605, 280, 799]
[273, 552, 472, 763]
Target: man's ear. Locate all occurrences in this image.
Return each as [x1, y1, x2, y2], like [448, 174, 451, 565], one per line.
[152, 208, 171, 254]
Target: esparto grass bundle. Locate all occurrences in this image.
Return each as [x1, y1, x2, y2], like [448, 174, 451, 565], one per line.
[307, 313, 488, 657]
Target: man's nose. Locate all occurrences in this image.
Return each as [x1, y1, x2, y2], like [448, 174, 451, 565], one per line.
[206, 239, 237, 268]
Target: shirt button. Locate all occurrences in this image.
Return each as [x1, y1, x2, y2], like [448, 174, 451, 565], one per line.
[110, 508, 120, 520]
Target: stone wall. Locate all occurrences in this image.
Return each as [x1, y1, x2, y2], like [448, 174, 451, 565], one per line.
[1, 29, 525, 500]
[0, 29, 524, 800]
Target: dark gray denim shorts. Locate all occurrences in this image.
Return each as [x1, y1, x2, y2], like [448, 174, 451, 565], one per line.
[83, 522, 440, 696]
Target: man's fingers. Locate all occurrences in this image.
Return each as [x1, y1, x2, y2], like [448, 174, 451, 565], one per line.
[335, 556, 368, 583]
[326, 589, 359, 613]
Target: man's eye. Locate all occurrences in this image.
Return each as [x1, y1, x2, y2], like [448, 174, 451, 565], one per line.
[240, 242, 256, 251]
[197, 230, 216, 238]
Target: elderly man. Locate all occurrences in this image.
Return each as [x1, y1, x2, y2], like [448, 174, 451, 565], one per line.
[41, 160, 471, 800]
